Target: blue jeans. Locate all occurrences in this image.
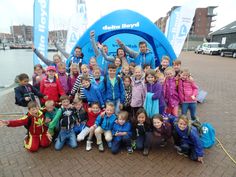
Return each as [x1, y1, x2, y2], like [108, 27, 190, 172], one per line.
[181, 103, 197, 120]
[54, 129, 78, 150]
[136, 132, 152, 150]
[180, 143, 198, 161]
[111, 135, 131, 154]
[73, 123, 86, 135]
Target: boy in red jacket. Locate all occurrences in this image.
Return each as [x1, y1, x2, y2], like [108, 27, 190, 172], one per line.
[40, 66, 65, 105]
[0, 101, 51, 152]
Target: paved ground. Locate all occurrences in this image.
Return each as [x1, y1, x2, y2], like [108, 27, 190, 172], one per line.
[0, 52, 236, 177]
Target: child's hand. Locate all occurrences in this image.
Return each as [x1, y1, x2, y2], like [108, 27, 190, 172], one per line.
[191, 95, 196, 100]
[197, 157, 204, 164]
[97, 42, 103, 50]
[88, 108, 92, 112]
[90, 30, 95, 37]
[100, 111, 105, 118]
[46, 131, 52, 142]
[116, 39, 122, 45]
[25, 97, 31, 101]
[0, 120, 9, 127]
[45, 118, 51, 123]
[43, 95, 48, 100]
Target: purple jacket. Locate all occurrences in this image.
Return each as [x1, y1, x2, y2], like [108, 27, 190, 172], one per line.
[146, 81, 165, 108]
[178, 79, 198, 103]
[163, 77, 179, 107]
[130, 77, 146, 107]
[58, 72, 69, 94]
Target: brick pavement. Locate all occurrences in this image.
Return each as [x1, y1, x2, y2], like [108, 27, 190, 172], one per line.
[0, 52, 236, 177]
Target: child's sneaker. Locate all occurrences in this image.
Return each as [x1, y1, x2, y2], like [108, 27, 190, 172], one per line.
[98, 143, 104, 152]
[127, 147, 133, 154]
[143, 148, 149, 156]
[86, 140, 92, 151]
[160, 141, 167, 148]
[131, 140, 136, 150]
[107, 141, 112, 149]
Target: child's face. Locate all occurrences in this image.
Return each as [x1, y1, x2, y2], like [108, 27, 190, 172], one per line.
[61, 99, 70, 108]
[146, 74, 155, 84]
[165, 70, 174, 78]
[19, 78, 29, 86]
[117, 116, 126, 126]
[122, 67, 129, 75]
[178, 119, 188, 131]
[74, 101, 83, 110]
[71, 66, 78, 74]
[91, 104, 100, 113]
[173, 64, 181, 71]
[161, 59, 169, 68]
[46, 104, 55, 112]
[34, 67, 43, 75]
[81, 66, 88, 74]
[47, 70, 56, 78]
[123, 78, 131, 87]
[153, 119, 163, 129]
[90, 58, 97, 67]
[129, 66, 135, 73]
[29, 107, 39, 116]
[58, 66, 66, 73]
[158, 76, 165, 84]
[117, 49, 125, 58]
[53, 56, 61, 64]
[134, 68, 142, 80]
[144, 66, 151, 73]
[82, 80, 90, 88]
[93, 70, 101, 79]
[108, 68, 116, 79]
[105, 105, 114, 117]
[181, 72, 189, 80]
[114, 58, 121, 67]
[137, 113, 146, 124]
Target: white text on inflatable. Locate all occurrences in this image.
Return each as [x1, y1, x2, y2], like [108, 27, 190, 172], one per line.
[102, 22, 140, 31]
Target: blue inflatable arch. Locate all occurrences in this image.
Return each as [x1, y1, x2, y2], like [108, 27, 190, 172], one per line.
[72, 9, 177, 68]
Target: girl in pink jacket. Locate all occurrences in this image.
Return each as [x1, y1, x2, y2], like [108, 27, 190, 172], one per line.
[178, 69, 198, 120]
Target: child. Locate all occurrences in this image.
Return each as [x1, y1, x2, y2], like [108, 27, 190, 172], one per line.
[81, 76, 105, 108]
[44, 100, 58, 126]
[157, 72, 165, 85]
[132, 108, 152, 156]
[14, 73, 46, 113]
[0, 101, 50, 152]
[129, 62, 136, 76]
[143, 64, 151, 74]
[100, 64, 125, 114]
[163, 67, 179, 117]
[40, 66, 65, 105]
[32, 64, 46, 91]
[173, 115, 204, 163]
[123, 76, 132, 114]
[47, 95, 77, 150]
[145, 69, 165, 114]
[111, 111, 133, 154]
[68, 63, 79, 94]
[91, 67, 104, 87]
[152, 114, 172, 147]
[114, 57, 122, 76]
[178, 69, 198, 120]
[158, 56, 170, 74]
[89, 57, 104, 76]
[173, 60, 182, 77]
[94, 102, 117, 152]
[130, 66, 146, 119]
[120, 65, 130, 79]
[57, 62, 69, 94]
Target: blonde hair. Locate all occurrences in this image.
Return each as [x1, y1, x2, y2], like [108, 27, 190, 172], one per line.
[118, 111, 129, 121]
[53, 54, 62, 61]
[70, 63, 79, 77]
[173, 60, 181, 65]
[164, 67, 175, 76]
[178, 115, 190, 125]
[57, 62, 66, 69]
[181, 69, 191, 76]
[161, 55, 170, 62]
[106, 102, 115, 109]
[45, 100, 54, 107]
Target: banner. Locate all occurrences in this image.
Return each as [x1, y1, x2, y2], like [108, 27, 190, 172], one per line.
[33, 0, 49, 66]
[165, 2, 198, 57]
[65, 0, 88, 54]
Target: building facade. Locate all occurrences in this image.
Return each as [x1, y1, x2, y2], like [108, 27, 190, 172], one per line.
[10, 25, 33, 43]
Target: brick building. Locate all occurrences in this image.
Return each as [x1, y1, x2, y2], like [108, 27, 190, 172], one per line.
[10, 25, 33, 42]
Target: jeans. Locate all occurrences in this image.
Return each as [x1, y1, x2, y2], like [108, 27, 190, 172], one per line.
[180, 143, 198, 161]
[181, 103, 197, 120]
[73, 123, 86, 135]
[136, 132, 152, 150]
[111, 135, 132, 154]
[54, 129, 78, 150]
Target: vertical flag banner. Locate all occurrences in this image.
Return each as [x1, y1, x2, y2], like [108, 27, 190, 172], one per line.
[165, 2, 198, 57]
[65, 0, 88, 54]
[33, 0, 49, 66]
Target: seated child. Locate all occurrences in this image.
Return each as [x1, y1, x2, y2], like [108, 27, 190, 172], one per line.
[111, 111, 133, 154]
[47, 95, 77, 150]
[94, 102, 117, 152]
[0, 101, 50, 152]
[173, 115, 204, 163]
[152, 114, 172, 147]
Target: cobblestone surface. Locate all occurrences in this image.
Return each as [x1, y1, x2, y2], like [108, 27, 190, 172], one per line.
[0, 52, 236, 177]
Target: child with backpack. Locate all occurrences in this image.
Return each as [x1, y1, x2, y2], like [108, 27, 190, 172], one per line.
[111, 111, 133, 154]
[152, 114, 172, 147]
[14, 73, 46, 114]
[178, 69, 198, 120]
[132, 108, 152, 156]
[47, 95, 78, 150]
[172, 115, 204, 163]
[100, 64, 125, 114]
[163, 67, 179, 117]
[0, 101, 51, 152]
[94, 102, 117, 152]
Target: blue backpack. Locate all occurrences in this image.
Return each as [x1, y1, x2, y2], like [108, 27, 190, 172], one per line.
[199, 122, 215, 148]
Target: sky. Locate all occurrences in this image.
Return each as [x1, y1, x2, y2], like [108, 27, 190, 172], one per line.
[0, 0, 236, 33]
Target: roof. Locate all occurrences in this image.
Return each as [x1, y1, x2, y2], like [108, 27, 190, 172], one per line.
[211, 21, 236, 36]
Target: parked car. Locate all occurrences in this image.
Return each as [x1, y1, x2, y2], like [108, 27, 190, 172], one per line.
[194, 45, 203, 54]
[202, 42, 224, 55]
[220, 43, 236, 58]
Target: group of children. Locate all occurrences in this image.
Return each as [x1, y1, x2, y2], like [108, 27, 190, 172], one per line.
[0, 35, 205, 163]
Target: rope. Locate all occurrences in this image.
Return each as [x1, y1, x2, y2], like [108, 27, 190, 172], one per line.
[216, 137, 236, 165]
